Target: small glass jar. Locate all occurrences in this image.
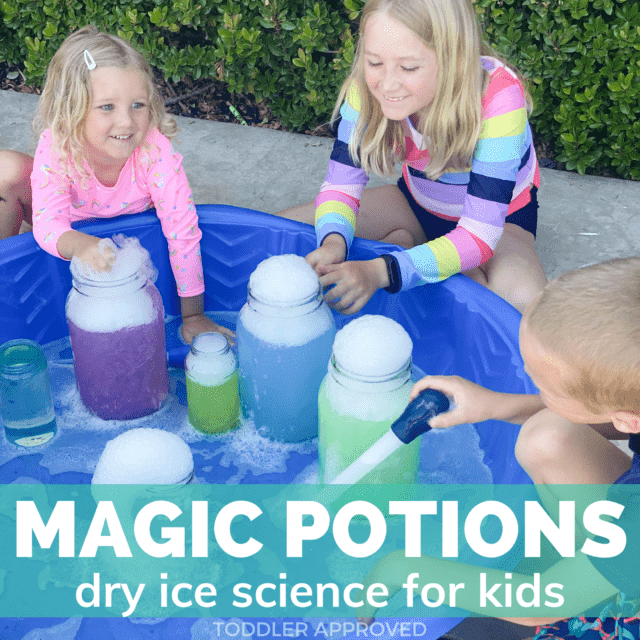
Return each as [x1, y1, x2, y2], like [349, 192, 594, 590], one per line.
[65, 250, 168, 420]
[318, 352, 420, 486]
[0, 339, 57, 447]
[236, 280, 336, 442]
[185, 332, 239, 434]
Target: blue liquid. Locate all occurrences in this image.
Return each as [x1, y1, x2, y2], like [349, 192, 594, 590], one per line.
[237, 322, 335, 442]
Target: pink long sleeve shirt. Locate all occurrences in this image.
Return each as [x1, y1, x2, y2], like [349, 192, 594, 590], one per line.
[31, 128, 204, 297]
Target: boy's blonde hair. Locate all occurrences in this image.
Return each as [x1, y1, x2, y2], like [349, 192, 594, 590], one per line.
[33, 25, 176, 175]
[335, 0, 532, 180]
[523, 258, 640, 415]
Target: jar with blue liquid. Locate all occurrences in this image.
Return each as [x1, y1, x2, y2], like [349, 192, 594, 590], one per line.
[0, 339, 57, 447]
[236, 254, 336, 442]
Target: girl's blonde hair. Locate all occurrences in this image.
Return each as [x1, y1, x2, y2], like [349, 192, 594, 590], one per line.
[335, 0, 532, 179]
[33, 25, 177, 175]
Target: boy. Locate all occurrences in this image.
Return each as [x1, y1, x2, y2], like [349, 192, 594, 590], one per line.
[357, 257, 640, 638]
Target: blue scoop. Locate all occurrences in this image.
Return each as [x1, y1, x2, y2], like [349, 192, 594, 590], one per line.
[328, 388, 450, 486]
[391, 388, 450, 443]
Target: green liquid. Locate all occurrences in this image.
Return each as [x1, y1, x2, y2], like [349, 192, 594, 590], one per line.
[186, 371, 240, 434]
[318, 379, 420, 485]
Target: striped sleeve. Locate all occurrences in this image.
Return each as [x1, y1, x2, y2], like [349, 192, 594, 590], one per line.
[315, 84, 369, 251]
[390, 64, 534, 289]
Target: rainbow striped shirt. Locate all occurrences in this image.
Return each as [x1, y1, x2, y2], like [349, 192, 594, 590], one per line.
[315, 57, 540, 290]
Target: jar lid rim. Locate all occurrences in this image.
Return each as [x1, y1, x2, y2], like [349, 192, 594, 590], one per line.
[191, 332, 230, 355]
[72, 270, 146, 287]
[247, 280, 322, 308]
[0, 339, 45, 374]
[331, 353, 412, 382]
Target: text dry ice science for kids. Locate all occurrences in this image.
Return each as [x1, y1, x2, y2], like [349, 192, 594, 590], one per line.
[6, 484, 636, 619]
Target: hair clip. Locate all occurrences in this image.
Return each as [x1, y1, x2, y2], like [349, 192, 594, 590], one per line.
[83, 49, 97, 71]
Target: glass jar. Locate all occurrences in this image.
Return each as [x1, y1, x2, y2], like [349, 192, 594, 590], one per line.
[0, 339, 57, 447]
[318, 352, 420, 486]
[65, 251, 169, 420]
[185, 332, 239, 434]
[236, 280, 336, 442]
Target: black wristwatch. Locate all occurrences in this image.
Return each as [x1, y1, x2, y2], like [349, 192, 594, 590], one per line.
[380, 254, 401, 293]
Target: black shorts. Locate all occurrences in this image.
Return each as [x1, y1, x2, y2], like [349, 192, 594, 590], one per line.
[397, 176, 538, 241]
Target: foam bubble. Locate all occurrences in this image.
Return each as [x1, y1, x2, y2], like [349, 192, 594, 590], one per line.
[239, 255, 334, 347]
[92, 428, 194, 484]
[67, 235, 158, 333]
[332, 315, 412, 377]
[206, 418, 316, 483]
[249, 254, 318, 304]
[70, 234, 157, 285]
[186, 332, 236, 385]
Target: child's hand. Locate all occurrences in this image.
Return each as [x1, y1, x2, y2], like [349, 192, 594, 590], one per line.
[306, 234, 347, 275]
[318, 258, 388, 315]
[61, 231, 116, 271]
[180, 314, 236, 346]
[409, 375, 496, 428]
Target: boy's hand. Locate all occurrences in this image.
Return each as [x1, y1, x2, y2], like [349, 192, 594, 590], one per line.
[409, 375, 496, 428]
[306, 234, 347, 274]
[180, 314, 235, 346]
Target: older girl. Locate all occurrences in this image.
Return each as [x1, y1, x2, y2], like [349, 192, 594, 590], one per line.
[277, 0, 547, 314]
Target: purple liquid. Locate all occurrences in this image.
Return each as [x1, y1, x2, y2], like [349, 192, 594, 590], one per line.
[68, 288, 169, 420]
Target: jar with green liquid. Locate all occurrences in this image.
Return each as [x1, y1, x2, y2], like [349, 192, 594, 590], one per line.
[185, 332, 239, 434]
[318, 315, 420, 485]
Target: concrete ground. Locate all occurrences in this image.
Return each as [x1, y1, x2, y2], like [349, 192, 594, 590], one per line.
[2, 89, 639, 639]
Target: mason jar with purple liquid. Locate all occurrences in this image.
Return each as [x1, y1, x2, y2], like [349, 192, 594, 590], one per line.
[65, 237, 169, 420]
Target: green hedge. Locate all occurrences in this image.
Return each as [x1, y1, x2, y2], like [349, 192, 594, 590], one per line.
[1, 0, 638, 179]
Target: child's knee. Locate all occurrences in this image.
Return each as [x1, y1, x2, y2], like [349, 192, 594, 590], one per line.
[0, 150, 33, 190]
[515, 410, 572, 471]
[384, 228, 416, 249]
[510, 278, 546, 312]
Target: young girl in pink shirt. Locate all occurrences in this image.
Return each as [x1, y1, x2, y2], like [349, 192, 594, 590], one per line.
[0, 25, 232, 345]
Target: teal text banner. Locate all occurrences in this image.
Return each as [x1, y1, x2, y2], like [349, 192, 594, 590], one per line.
[0, 484, 638, 620]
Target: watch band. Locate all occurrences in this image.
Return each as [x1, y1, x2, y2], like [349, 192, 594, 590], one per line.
[380, 254, 401, 294]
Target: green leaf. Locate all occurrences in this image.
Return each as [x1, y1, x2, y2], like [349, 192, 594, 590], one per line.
[561, 133, 575, 143]
[42, 21, 57, 37]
